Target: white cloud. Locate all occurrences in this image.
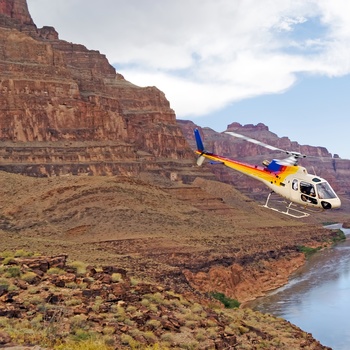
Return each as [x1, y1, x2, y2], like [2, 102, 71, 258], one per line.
[27, 0, 350, 117]
[273, 16, 308, 32]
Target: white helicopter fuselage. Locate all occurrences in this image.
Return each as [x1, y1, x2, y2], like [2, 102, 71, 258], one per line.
[196, 149, 341, 211]
[262, 166, 341, 210]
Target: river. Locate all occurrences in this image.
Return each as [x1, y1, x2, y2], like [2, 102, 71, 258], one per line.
[247, 224, 350, 350]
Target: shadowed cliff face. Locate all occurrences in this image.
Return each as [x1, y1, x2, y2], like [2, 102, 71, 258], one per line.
[0, 0, 34, 26]
[0, 0, 193, 177]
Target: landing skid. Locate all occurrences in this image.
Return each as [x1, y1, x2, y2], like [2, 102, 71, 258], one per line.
[260, 192, 310, 218]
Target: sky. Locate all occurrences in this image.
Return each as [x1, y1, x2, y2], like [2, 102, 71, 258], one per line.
[27, 0, 350, 159]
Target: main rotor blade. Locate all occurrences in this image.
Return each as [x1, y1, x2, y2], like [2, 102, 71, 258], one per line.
[225, 131, 287, 153]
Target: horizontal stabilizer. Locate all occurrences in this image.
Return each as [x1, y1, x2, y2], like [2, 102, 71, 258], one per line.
[209, 161, 224, 165]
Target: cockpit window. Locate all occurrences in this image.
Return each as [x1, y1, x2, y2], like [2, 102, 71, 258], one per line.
[300, 181, 317, 204]
[316, 182, 337, 199]
[300, 181, 316, 196]
[312, 177, 321, 183]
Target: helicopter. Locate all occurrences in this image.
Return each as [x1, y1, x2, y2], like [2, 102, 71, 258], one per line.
[194, 128, 341, 218]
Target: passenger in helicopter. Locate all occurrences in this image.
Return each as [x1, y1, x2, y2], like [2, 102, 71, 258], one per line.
[300, 182, 317, 204]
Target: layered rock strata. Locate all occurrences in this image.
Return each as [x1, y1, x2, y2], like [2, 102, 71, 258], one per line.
[0, 0, 193, 177]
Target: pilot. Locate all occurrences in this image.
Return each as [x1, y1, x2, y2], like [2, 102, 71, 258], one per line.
[309, 187, 316, 197]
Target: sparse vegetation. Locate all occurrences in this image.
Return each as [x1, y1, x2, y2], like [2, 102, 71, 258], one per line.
[0, 250, 328, 349]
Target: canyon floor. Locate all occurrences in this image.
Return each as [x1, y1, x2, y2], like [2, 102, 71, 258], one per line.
[0, 170, 348, 348]
[0, 169, 348, 297]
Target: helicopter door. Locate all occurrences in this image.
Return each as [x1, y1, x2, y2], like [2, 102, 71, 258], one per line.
[290, 179, 318, 205]
[299, 181, 318, 205]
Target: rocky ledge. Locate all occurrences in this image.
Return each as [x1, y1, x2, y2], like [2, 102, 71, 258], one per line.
[0, 253, 331, 349]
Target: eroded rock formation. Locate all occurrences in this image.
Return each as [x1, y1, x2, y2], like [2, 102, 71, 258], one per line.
[0, 0, 34, 27]
[0, 0, 193, 177]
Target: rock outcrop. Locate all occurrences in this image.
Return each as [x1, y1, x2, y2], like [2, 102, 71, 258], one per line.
[0, 0, 193, 177]
[0, 253, 331, 349]
[0, 0, 34, 28]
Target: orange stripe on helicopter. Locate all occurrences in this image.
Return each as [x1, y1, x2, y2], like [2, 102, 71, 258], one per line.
[195, 150, 299, 185]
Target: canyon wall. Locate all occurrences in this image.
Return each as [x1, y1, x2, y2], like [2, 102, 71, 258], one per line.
[1, 0, 349, 196]
[0, 0, 193, 177]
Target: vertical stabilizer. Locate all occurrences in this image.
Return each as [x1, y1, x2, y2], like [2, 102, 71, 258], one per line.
[194, 129, 204, 152]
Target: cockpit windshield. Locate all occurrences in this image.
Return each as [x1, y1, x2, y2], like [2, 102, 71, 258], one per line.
[316, 182, 337, 199]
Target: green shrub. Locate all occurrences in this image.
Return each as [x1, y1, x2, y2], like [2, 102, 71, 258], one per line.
[47, 267, 66, 275]
[2, 257, 15, 265]
[70, 315, 87, 330]
[0, 278, 9, 291]
[67, 261, 88, 275]
[331, 229, 346, 243]
[102, 326, 115, 336]
[14, 249, 33, 257]
[65, 282, 79, 289]
[0, 251, 15, 258]
[27, 295, 45, 305]
[297, 245, 321, 258]
[111, 273, 123, 283]
[120, 334, 140, 348]
[143, 330, 157, 343]
[71, 328, 91, 341]
[130, 277, 139, 286]
[55, 338, 114, 350]
[7, 284, 18, 292]
[65, 298, 82, 307]
[21, 271, 38, 283]
[190, 303, 203, 313]
[5, 266, 21, 278]
[146, 319, 161, 329]
[210, 292, 240, 309]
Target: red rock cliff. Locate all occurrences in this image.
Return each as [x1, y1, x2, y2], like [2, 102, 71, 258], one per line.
[0, 0, 193, 176]
[0, 0, 34, 26]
